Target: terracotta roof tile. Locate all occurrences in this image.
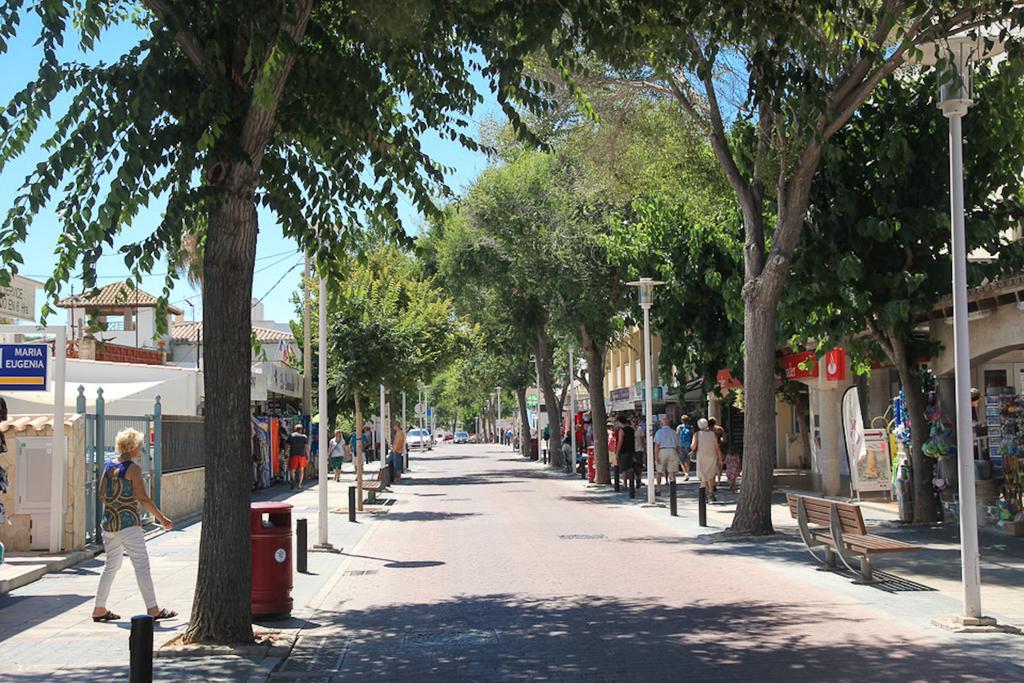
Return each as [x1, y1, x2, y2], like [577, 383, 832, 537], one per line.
[57, 282, 184, 315]
[170, 321, 294, 344]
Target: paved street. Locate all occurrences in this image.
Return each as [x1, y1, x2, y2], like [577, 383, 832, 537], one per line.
[270, 443, 1024, 682]
[3, 443, 1024, 681]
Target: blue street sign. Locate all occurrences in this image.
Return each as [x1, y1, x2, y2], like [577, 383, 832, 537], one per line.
[0, 344, 48, 391]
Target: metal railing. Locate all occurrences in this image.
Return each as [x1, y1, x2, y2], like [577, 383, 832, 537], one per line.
[160, 415, 205, 472]
[78, 387, 161, 544]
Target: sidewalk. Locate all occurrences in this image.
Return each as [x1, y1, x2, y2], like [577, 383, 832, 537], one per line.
[0, 464, 392, 682]
[562, 464, 1024, 627]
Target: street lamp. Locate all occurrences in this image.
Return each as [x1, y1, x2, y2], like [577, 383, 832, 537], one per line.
[628, 277, 664, 504]
[912, 29, 1007, 630]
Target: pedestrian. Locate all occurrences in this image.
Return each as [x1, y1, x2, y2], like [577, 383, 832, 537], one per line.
[725, 450, 742, 493]
[676, 414, 693, 481]
[635, 416, 646, 460]
[691, 417, 724, 501]
[92, 428, 176, 623]
[288, 424, 310, 489]
[328, 429, 346, 482]
[388, 420, 406, 480]
[615, 415, 641, 486]
[708, 417, 728, 484]
[653, 415, 680, 496]
[350, 427, 369, 463]
[278, 420, 290, 483]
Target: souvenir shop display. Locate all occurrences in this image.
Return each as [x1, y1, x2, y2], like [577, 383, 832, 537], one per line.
[983, 387, 1024, 534]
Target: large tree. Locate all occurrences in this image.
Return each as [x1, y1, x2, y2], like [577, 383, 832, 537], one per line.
[568, 1, 1024, 534]
[790, 61, 1024, 521]
[0, 0, 573, 642]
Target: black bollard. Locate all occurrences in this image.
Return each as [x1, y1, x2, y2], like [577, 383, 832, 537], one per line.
[296, 518, 308, 574]
[348, 486, 356, 522]
[129, 614, 154, 683]
[628, 472, 636, 499]
[698, 486, 707, 527]
[670, 480, 678, 516]
[614, 465, 620, 492]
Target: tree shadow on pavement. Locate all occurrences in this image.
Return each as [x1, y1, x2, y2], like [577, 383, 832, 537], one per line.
[272, 594, 1023, 681]
[380, 511, 480, 523]
[0, 593, 95, 644]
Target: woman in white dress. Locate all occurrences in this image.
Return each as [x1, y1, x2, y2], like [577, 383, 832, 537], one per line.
[691, 418, 724, 501]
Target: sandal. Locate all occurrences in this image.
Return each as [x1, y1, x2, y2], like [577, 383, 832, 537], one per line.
[92, 610, 120, 622]
[152, 608, 178, 621]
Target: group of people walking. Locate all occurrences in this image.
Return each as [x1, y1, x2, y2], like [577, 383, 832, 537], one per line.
[612, 413, 739, 500]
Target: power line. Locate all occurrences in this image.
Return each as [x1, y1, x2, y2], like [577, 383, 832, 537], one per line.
[252, 259, 303, 308]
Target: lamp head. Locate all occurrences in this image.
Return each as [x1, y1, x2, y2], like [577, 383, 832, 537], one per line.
[626, 277, 665, 308]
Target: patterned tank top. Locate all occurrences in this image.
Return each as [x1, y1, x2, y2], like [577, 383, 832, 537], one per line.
[102, 460, 141, 532]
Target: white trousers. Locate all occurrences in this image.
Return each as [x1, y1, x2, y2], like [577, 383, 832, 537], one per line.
[95, 525, 158, 610]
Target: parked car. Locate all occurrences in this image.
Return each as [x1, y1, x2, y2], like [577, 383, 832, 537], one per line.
[468, 433, 478, 444]
[453, 431, 469, 444]
[408, 428, 433, 450]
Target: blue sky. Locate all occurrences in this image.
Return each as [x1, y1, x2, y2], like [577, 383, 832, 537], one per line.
[0, 12, 498, 327]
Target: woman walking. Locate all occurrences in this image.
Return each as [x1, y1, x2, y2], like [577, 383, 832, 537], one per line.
[615, 415, 641, 487]
[92, 428, 176, 623]
[691, 418, 724, 502]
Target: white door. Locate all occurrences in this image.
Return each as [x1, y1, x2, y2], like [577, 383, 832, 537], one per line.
[16, 437, 52, 551]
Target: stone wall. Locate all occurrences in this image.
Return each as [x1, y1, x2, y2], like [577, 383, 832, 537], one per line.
[160, 466, 205, 521]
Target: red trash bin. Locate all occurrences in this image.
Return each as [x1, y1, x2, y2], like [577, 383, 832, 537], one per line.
[251, 502, 293, 618]
[587, 446, 596, 482]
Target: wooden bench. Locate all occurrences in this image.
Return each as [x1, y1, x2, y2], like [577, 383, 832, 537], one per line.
[361, 467, 391, 503]
[787, 493, 920, 583]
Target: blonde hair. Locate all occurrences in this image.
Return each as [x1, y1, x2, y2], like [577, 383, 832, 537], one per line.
[115, 428, 144, 455]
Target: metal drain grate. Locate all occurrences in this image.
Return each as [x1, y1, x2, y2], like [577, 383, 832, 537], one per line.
[404, 630, 498, 648]
[558, 533, 607, 540]
[440, 497, 472, 502]
[276, 635, 348, 676]
[343, 569, 379, 576]
[866, 571, 936, 593]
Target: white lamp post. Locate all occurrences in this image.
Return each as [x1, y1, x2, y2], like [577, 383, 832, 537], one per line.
[912, 30, 1007, 629]
[315, 269, 335, 551]
[628, 277, 664, 504]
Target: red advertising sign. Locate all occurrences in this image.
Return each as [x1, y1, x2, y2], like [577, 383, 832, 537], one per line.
[780, 351, 818, 380]
[824, 348, 846, 382]
[716, 369, 743, 391]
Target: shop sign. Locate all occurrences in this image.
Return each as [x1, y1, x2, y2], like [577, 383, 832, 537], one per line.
[781, 351, 818, 381]
[526, 394, 538, 408]
[267, 362, 301, 398]
[824, 348, 846, 382]
[0, 276, 39, 321]
[0, 343, 48, 391]
[716, 369, 742, 391]
[609, 387, 630, 402]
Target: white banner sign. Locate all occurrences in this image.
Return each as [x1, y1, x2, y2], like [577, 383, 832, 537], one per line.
[842, 386, 892, 495]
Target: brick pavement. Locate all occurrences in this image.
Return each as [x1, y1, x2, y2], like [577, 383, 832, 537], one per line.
[269, 443, 1024, 682]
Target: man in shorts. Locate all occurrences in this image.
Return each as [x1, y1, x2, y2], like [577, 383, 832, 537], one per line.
[653, 416, 680, 496]
[288, 424, 310, 490]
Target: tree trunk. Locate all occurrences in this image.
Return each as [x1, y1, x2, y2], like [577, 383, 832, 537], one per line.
[535, 330, 563, 468]
[890, 335, 937, 523]
[355, 389, 364, 512]
[516, 386, 530, 459]
[185, 187, 259, 644]
[729, 299, 777, 535]
[581, 324, 610, 484]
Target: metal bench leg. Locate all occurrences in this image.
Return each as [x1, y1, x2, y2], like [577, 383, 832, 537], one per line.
[859, 556, 874, 583]
[830, 504, 877, 584]
[368, 490, 377, 504]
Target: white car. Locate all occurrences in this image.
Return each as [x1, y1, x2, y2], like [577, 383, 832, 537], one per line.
[408, 428, 433, 450]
